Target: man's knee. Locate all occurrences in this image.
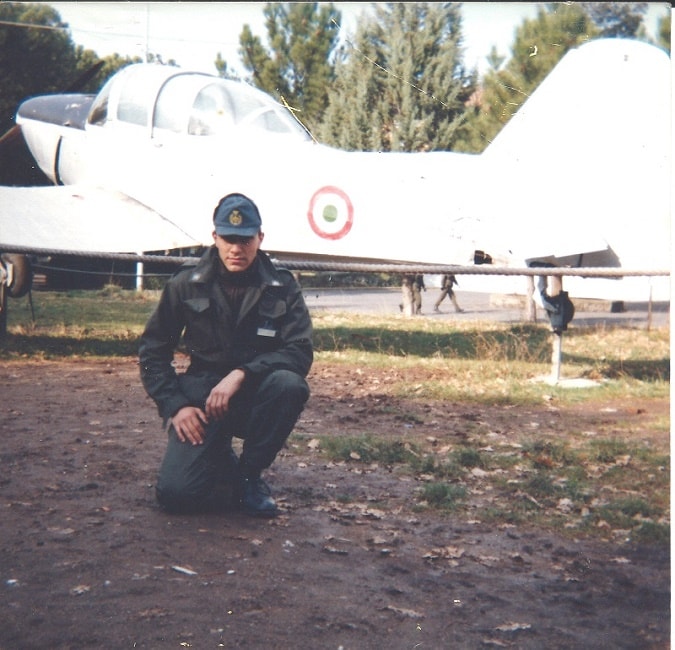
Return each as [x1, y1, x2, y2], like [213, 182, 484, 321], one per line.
[258, 370, 310, 408]
[155, 437, 218, 513]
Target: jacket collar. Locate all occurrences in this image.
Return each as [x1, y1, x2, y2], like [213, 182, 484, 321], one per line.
[188, 247, 283, 287]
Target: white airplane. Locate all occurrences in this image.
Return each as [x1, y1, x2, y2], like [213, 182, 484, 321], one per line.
[0, 38, 670, 308]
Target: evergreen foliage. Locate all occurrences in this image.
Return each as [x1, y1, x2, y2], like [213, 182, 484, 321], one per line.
[584, 2, 648, 38]
[316, 22, 386, 150]
[0, 2, 77, 135]
[454, 3, 598, 153]
[656, 13, 671, 52]
[318, 2, 475, 152]
[229, 2, 341, 133]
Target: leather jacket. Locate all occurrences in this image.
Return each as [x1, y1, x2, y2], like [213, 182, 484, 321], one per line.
[139, 247, 313, 419]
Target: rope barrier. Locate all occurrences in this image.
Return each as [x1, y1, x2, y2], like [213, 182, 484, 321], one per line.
[1, 245, 670, 277]
[31, 264, 174, 279]
[273, 261, 670, 278]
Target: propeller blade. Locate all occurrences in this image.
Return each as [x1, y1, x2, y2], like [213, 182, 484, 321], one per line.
[65, 60, 105, 92]
[0, 125, 22, 148]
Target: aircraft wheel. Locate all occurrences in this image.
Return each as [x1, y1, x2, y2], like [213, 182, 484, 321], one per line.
[1, 253, 33, 298]
[0, 283, 6, 339]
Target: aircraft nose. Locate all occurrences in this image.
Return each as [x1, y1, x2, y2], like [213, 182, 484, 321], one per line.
[17, 95, 94, 130]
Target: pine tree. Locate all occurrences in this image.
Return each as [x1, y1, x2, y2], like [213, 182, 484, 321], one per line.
[656, 14, 670, 52]
[318, 2, 474, 152]
[317, 23, 385, 150]
[454, 3, 598, 153]
[583, 2, 648, 38]
[0, 2, 78, 134]
[221, 2, 341, 134]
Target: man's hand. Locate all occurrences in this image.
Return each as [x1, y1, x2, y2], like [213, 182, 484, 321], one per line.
[171, 405, 208, 445]
[171, 369, 246, 444]
[205, 369, 246, 421]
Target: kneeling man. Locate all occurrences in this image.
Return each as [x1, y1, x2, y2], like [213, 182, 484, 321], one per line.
[139, 193, 313, 517]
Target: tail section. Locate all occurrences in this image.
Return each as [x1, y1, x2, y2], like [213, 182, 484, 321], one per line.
[480, 39, 670, 279]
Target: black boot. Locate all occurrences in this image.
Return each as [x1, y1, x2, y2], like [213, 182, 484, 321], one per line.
[237, 465, 278, 517]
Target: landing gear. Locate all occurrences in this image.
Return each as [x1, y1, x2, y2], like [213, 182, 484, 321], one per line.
[0, 253, 33, 340]
[1, 253, 32, 298]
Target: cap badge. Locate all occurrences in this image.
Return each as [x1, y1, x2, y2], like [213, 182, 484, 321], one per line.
[229, 209, 243, 226]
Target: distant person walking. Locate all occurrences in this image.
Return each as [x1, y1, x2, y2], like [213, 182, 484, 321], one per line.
[434, 274, 464, 313]
[400, 274, 425, 315]
[412, 274, 426, 314]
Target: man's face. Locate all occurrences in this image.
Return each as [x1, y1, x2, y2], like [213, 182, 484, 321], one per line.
[212, 231, 264, 272]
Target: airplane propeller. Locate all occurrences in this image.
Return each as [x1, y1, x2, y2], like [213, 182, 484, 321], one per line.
[0, 123, 23, 150]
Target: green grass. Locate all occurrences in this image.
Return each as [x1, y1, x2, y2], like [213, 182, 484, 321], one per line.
[309, 427, 670, 545]
[3, 288, 669, 401]
[3, 286, 158, 358]
[418, 483, 467, 511]
[319, 434, 421, 465]
[310, 312, 669, 405]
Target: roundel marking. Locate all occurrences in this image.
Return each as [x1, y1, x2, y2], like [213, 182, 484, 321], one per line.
[307, 186, 354, 240]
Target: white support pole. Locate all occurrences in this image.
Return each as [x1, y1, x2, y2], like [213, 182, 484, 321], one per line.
[524, 275, 536, 322]
[0, 282, 7, 341]
[548, 275, 563, 384]
[551, 331, 563, 383]
[136, 258, 144, 291]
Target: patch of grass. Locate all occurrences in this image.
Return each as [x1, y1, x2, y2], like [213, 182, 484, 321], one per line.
[320, 434, 420, 465]
[452, 447, 485, 469]
[631, 521, 670, 545]
[478, 506, 526, 526]
[600, 497, 659, 522]
[4, 293, 669, 406]
[590, 438, 632, 463]
[310, 426, 669, 545]
[4, 288, 158, 358]
[312, 317, 551, 362]
[418, 482, 467, 510]
[522, 440, 579, 467]
[525, 471, 557, 498]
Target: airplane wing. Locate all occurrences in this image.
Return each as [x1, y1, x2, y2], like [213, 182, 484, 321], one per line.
[0, 185, 204, 255]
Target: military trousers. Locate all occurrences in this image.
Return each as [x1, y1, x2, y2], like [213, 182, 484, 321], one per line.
[155, 369, 309, 513]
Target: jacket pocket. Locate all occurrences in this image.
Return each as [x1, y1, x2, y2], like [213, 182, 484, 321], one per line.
[183, 298, 219, 355]
[258, 293, 287, 320]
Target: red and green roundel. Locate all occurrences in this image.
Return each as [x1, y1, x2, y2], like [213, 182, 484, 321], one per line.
[307, 186, 354, 240]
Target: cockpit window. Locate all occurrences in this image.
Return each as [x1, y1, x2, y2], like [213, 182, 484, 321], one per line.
[223, 82, 310, 139]
[117, 69, 154, 125]
[88, 76, 114, 126]
[89, 64, 311, 140]
[154, 75, 200, 132]
[246, 107, 301, 134]
[186, 77, 310, 139]
[188, 83, 236, 135]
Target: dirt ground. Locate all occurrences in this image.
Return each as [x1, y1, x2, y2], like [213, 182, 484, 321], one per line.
[0, 357, 669, 649]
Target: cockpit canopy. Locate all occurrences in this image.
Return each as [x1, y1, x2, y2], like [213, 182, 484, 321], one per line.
[87, 63, 311, 140]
